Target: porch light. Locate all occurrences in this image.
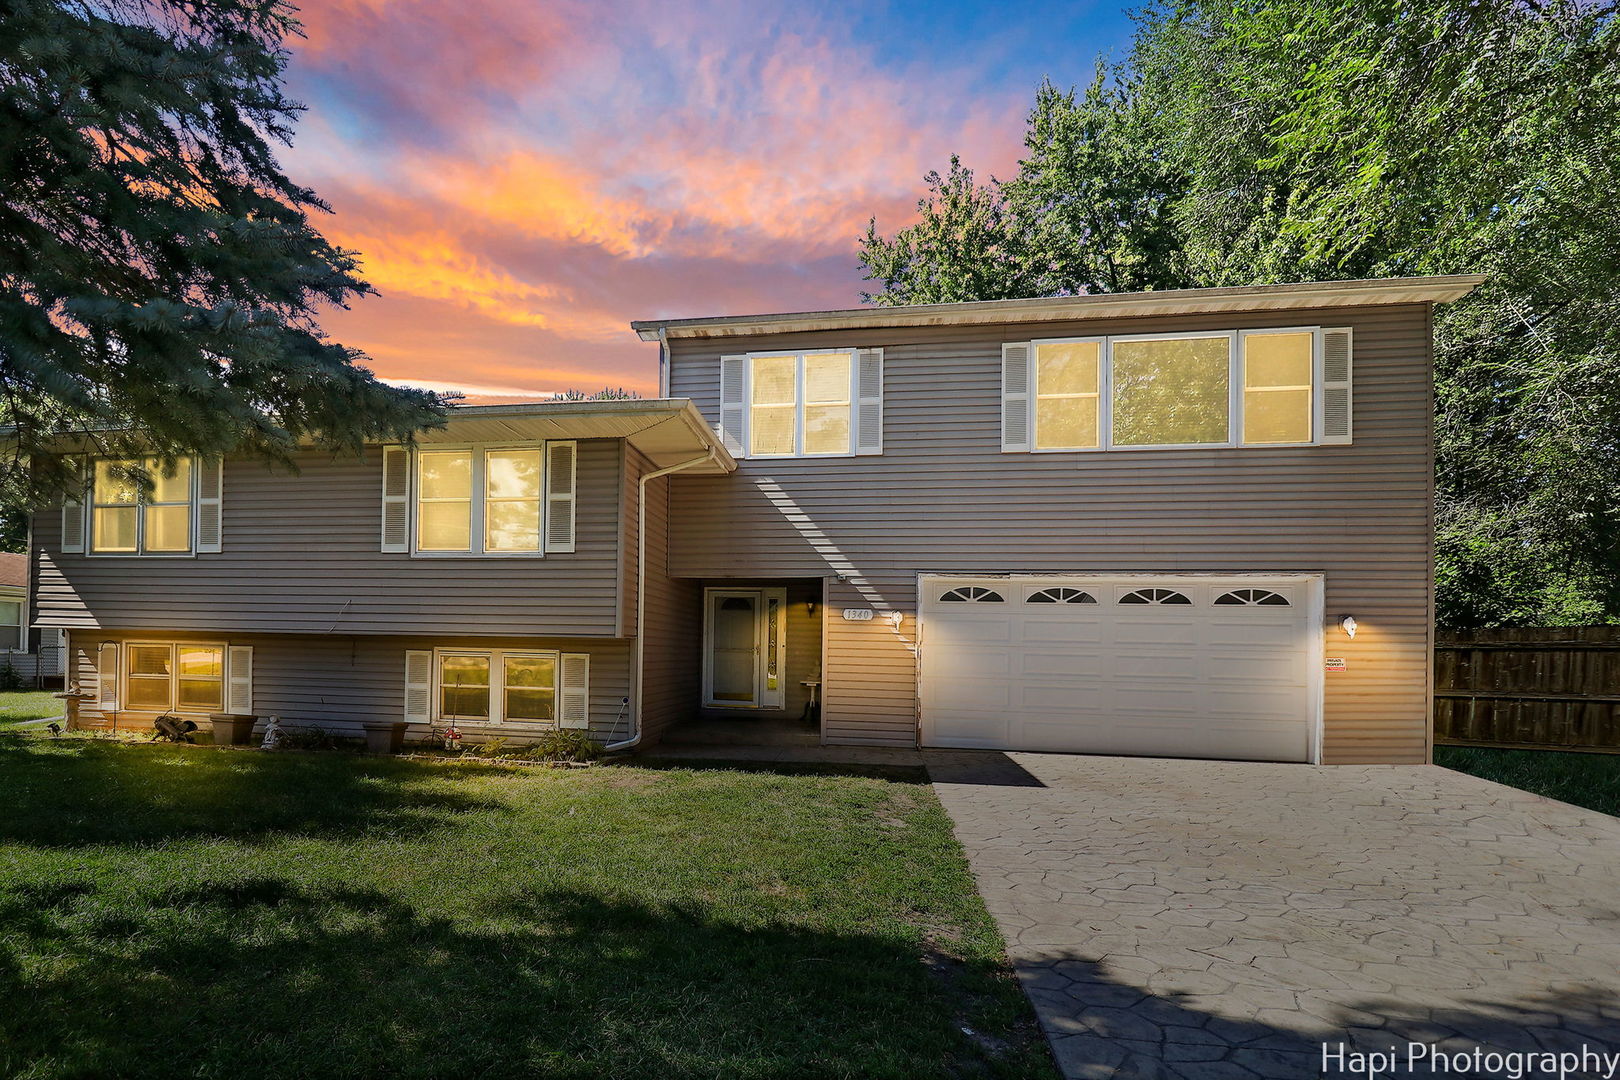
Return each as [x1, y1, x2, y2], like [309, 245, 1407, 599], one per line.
[807, 600, 816, 617]
[886, 610, 904, 629]
[1339, 615, 1358, 639]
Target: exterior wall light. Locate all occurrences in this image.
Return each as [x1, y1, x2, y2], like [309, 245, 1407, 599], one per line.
[1339, 615, 1358, 639]
[886, 610, 904, 629]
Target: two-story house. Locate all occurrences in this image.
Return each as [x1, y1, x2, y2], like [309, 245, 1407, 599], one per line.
[30, 274, 1482, 763]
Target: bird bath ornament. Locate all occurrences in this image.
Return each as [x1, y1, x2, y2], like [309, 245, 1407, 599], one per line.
[260, 714, 283, 750]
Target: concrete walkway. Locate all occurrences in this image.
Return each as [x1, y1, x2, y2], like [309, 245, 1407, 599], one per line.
[927, 752, 1620, 1079]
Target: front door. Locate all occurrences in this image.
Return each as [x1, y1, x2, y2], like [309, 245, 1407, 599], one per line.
[703, 588, 787, 709]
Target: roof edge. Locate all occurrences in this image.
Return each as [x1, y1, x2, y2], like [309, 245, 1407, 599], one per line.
[631, 275, 1487, 341]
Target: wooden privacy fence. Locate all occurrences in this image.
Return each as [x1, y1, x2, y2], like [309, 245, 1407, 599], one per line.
[1435, 626, 1620, 753]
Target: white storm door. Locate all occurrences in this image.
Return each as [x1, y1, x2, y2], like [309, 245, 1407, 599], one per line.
[703, 588, 787, 709]
[705, 589, 761, 707]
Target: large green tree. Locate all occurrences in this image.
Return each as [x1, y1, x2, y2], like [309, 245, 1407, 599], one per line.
[860, 0, 1620, 628]
[0, 0, 442, 523]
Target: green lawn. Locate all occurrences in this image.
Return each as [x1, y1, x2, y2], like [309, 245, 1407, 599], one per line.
[0, 740, 1053, 1080]
[0, 690, 63, 728]
[1435, 744, 1620, 817]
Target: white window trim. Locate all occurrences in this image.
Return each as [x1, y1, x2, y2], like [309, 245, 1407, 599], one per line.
[1029, 336, 1108, 454]
[1024, 326, 1331, 453]
[1102, 330, 1239, 451]
[407, 443, 550, 559]
[120, 640, 230, 715]
[1239, 327, 1320, 449]
[743, 349, 860, 460]
[0, 593, 25, 654]
[432, 646, 561, 727]
[85, 456, 201, 558]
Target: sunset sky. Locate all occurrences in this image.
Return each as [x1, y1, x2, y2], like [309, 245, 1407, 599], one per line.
[282, 1, 1134, 400]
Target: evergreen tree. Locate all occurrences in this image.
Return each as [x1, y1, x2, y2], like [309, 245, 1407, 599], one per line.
[0, 0, 442, 513]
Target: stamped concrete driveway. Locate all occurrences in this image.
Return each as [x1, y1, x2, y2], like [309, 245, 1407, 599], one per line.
[927, 753, 1620, 1079]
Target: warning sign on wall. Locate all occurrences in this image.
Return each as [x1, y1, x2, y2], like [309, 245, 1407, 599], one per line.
[1324, 657, 1347, 671]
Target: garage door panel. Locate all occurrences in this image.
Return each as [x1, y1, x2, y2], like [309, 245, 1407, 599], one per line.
[1112, 652, 1202, 677]
[1114, 620, 1198, 646]
[1015, 618, 1103, 645]
[920, 574, 1318, 763]
[1204, 652, 1306, 684]
[1019, 651, 1104, 678]
[1019, 682, 1107, 710]
[1204, 686, 1305, 720]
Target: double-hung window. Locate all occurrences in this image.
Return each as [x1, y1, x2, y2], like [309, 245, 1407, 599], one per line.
[717, 348, 884, 459]
[1009, 327, 1350, 452]
[124, 643, 225, 712]
[385, 443, 572, 556]
[435, 649, 559, 725]
[749, 351, 854, 457]
[0, 599, 22, 651]
[91, 457, 194, 554]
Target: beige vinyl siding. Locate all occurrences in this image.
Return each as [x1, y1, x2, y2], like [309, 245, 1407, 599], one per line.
[66, 630, 631, 744]
[624, 454, 701, 745]
[666, 304, 1436, 763]
[34, 440, 625, 637]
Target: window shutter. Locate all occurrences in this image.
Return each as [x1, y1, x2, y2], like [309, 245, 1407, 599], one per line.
[61, 458, 86, 554]
[1319, 328, 1353, 445]
[381, 446, 410, 553]
[404, 650, 432, 724]
[96, 641, 118, 711]
[196, 457, 224, 553]
[545, 440, 577, 554]
[855, 348, 883, 455]
[226, 645, 253, 714]
[559, 652, 590, 729]
[718, 355, 747, 456]
[1001, 343, 1033, 452]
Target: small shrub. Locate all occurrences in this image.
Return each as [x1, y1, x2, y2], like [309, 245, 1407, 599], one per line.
[0, 661, 25, 691]
[275, 725, 346, 751]
[471, 737, 508, 756]
[510, 730, 600, 763]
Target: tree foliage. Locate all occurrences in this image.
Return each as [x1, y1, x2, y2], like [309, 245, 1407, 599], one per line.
[859, 0, 1620, 627]
[0, 0, 443, 514]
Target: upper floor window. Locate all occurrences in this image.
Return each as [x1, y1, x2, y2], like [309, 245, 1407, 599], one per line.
[750, 351, 852, 456]
[718, 349, 884, 459]
[381, 442, 575, 557]
[1003, 327, 1352, 453]
[60, 456, 222, 557]
[92, 457, 194, 555]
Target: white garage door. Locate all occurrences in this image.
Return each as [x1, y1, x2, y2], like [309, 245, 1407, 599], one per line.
[919, 575, 1321, 762]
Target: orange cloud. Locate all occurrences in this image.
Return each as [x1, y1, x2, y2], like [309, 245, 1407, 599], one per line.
[284, 0, 1034, 396]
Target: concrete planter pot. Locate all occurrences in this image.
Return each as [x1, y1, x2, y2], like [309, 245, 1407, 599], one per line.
[208, 713, 258, 746]
[361, 721, 408, 755]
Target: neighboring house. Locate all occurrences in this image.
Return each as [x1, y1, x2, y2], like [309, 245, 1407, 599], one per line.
[29, 275, 1482, 764]
[0, 552, 64, 686]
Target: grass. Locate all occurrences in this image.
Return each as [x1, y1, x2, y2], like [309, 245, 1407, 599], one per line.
[0, 690, 63, 728]
[1435, 744, 1620, 817]
[0, 740, 1054, 1080]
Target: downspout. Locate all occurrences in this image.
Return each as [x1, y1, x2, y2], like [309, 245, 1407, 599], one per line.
[605, 444, 718, 752]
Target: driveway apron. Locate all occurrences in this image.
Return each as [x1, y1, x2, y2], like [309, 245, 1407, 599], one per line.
[927, 752, 1620, 1079]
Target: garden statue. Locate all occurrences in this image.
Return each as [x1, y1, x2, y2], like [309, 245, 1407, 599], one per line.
[260, 714, 283, 750]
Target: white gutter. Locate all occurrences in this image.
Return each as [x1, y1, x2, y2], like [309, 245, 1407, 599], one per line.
[605, 444, 720, 752]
